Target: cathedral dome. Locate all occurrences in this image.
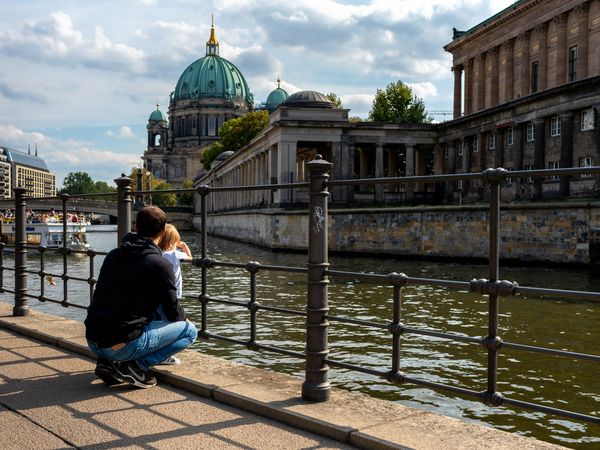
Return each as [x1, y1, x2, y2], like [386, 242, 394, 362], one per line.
[281, 90, 333, 108]
[173, 23, 253, 104]
[265, 78, 288, 112]
[148, 105, 167, 122]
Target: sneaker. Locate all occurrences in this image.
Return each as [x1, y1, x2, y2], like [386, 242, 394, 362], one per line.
[159, 355, 181, 365]
[116, 360, 157, 389]
[95, 358, 123, 386]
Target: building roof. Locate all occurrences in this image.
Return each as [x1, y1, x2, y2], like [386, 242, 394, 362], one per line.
[172, 24, 253, 104]
[265, 78, 289, 112]
[149, 104, 168, 123]
[281, 90, 333, 109]
[0, 146, 49, 171]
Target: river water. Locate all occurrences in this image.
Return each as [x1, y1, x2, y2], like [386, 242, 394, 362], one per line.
[4, 226, 599, 448]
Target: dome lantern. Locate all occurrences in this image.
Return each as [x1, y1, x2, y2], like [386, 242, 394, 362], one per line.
[206, 15, 219, 56]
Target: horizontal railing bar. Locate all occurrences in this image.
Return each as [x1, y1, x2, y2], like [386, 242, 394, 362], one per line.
[201, 332, 248, 347]
[502, 341, 600, 362]
[501, 397, 600, 425]
[258, 304, 307, 317]
[326, 269, 470, 290]
[402, 326, 482, 344]
[254, 343, 305, 359]
[516, 286, 600, 302]
[325, 166, 600, 187]
[325, 314, 388, 329]
[1, 288, 15, 294]
[211, 260, 308, 274]
[208, 182, 309, 193]
[205, 296, 248, 308]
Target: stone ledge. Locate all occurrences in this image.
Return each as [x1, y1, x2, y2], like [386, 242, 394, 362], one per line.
[0, 301, 566, 449]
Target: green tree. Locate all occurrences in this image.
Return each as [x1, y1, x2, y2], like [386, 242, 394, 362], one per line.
[152, 181, 177, 207]
[200, 142, 224, 170]
[60, 172, 97, 195]
[325, 93, 343, 108]
[178, 179, 194, 206]
[94, 181, 116, 193]
[219, 110, 269, 152]
[368, 81, 432, 123]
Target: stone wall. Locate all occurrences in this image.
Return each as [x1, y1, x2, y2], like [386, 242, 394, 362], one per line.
[195, 202, 600, 264]
[164, 207, 194, 231]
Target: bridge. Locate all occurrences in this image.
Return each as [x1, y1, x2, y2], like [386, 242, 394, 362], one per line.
[0, 198, 118, 218]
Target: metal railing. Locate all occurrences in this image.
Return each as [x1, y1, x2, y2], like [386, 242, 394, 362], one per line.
[1, 161, 599, 426]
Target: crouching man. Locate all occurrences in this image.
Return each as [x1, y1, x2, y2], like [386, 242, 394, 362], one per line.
[85, 206, 197, 388]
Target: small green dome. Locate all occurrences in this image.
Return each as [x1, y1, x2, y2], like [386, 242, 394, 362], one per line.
[149, 105, 167, 122]
[265, 78, 288, 112]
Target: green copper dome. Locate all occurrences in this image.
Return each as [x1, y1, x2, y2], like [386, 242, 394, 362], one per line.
[149, 105, 167, 122]
[173, 23, 253, 104]
[265, 78, 288, 112]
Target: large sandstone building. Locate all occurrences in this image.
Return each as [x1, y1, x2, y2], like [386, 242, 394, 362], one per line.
[145, 1, 599, 207]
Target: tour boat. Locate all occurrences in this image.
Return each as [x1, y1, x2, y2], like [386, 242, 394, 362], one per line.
[0, 221, 91, 253]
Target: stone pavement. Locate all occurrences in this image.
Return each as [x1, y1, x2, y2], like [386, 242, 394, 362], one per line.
[0, 301, 566, 450]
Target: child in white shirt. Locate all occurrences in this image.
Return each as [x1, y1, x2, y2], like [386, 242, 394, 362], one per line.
[158, 224, 192, 299]
[156, 224, 192, 365]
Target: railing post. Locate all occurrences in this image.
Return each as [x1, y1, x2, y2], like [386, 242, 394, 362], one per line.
[13, 186, 29, 316]
[114, 175, 133, 245]
[197, 185, 210, 336]
[302, 155, 332, 402]
[482, 167, 507, 404]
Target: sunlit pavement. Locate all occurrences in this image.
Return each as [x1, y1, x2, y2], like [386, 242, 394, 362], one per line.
[0, 301, 566, 450]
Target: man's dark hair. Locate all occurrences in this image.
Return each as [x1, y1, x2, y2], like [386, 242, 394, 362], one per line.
[135, 206, 167, 238]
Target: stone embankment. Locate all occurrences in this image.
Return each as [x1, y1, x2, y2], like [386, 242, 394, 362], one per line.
[0, 300, 566, 449]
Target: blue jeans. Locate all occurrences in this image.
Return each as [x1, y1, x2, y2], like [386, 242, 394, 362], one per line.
[88, 320, 197, 370]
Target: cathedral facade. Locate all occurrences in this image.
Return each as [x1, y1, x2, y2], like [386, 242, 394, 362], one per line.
[143, 23, 255, 188]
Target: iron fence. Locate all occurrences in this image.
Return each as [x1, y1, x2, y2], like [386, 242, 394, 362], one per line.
[0, 162, 599, 426]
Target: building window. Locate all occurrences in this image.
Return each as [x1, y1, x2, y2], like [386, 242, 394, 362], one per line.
[507, 127, 514, 146]
[489, 132, 496, 150]
[569, 45, 578, 82]
[471, 179, 478, 189]
[548, 161, 559, 181]
[527, 122, 535, 142]
[531, 61, 539, 93]
[550, 116, 561, 137]
[505, 167, 513, 185]
[472, 137, 479, 153]
[457, 141, 464, 156]
[581, 109, 595, 131]
[580, 156, 593, 177]
[524, 164, 534, 183]
[153, 168, 161, 178]
[457, 180, 463, 190]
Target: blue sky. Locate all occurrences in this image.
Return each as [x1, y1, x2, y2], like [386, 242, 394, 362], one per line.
[0, 0, 515, 187]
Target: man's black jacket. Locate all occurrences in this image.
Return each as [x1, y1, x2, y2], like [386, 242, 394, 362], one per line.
[85, 232, 186, 347]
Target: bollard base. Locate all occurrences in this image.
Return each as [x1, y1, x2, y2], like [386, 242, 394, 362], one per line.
[301, 381, 331, 402]
[12, 306, 30, 317]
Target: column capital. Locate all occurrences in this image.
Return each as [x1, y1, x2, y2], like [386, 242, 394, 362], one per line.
[451, 64, 464, 73]
[551, 13, 567, 27]
[574, 2, 590, 18]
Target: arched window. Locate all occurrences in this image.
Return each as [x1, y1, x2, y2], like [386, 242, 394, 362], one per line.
[154, 134, 161, 146]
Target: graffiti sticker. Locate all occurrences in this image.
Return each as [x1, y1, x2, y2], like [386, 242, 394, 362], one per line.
[313, 206, 325, 234]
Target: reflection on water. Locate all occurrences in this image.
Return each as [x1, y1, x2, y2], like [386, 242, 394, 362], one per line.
[2, 226, 598, 448]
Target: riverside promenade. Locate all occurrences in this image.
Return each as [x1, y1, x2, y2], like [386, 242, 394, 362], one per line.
[0, 301, 565, 450]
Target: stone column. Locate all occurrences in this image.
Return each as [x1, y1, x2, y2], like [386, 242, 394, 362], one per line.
[331, 142, 343, 203]
[274, 141, 298, 204]
[495, 129, 504, 168]
[375, 143, 384, 202]
[534, 23, 549, 91]
[475, 54, 485, 111]
[486, 47, 499, 109]
[548, 14, 567, 87]
[464, 59, 474, 115]
[559, 112, 574, 196]
[405, 144, 415, 200]
[533, 119, 546, 200]
[359, 147, 369, 193]
[453, 64, 463, 118]
[588, 0, 600, 77]
[499, 40, 514, 103]
[519, 32, 531, 98]
[572, 3, 591, 80]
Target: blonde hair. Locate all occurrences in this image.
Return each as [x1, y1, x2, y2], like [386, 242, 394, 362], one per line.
[158, 224, 180, 251]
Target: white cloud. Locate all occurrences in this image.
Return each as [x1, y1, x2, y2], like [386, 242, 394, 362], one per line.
[105, 130, 114, 137]
[407, 82, 438, 99]
[117, 126, 135, 138]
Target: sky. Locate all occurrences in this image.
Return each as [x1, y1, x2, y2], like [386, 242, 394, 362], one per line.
[0, 0, 516, 187]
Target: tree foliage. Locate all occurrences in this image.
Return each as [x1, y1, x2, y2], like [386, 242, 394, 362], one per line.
[60, 172, 100, 195]
[178, 179, 194, 206]
[368, 81, 432, 123]
[94, 181, 116, 193]
[152, 181, 177, 207]
[200, 142, 224, 170]
[219, 110, 269, 152]
[325, 93, 343, 108]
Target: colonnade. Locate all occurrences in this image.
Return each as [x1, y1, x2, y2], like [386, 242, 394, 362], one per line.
[452, 2, 597, 118]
